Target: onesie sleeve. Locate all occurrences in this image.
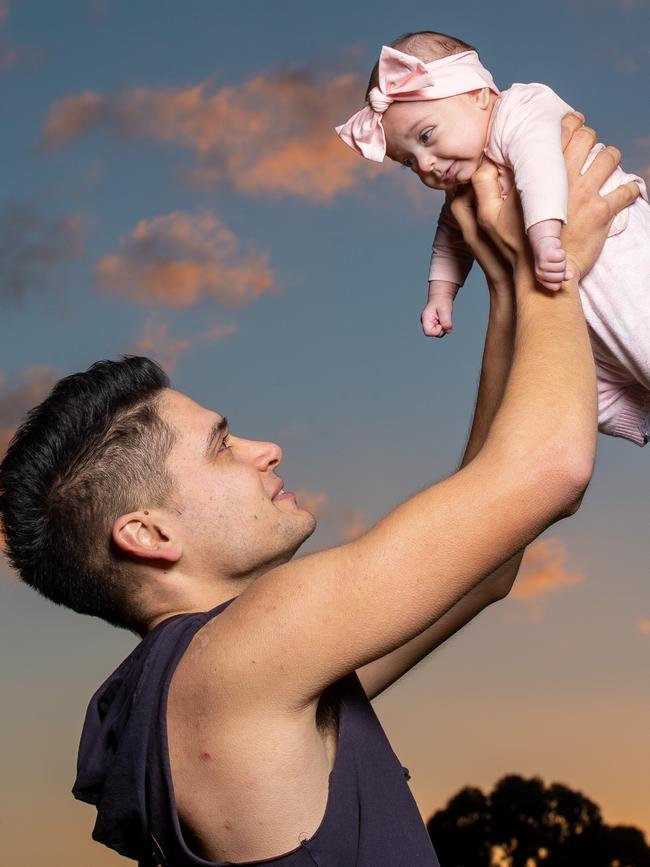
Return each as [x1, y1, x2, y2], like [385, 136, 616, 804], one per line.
[491, 84, 574, 230]
[428, 195, 475, 286]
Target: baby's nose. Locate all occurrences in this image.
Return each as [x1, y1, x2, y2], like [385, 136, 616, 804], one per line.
[417, 153, 436, 173]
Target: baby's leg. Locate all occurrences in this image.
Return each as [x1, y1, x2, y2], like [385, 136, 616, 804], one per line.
[593, 350, 650, 445]
[580, 196, 650, 446]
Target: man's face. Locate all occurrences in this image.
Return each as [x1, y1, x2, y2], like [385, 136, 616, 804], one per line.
[383, 92, 491, 190]
[158, 389, 316, 581]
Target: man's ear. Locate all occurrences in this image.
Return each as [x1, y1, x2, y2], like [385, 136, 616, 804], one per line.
[112, 511, 182, 563]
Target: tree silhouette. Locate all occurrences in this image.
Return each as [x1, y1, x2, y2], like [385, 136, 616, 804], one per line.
[427, 774, 650, 867]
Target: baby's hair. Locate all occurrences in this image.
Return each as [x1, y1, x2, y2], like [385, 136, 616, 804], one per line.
[365, 31, 478, 101]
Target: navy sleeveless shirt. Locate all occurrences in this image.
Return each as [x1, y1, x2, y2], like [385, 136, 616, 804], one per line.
[73, 599, 440, 866]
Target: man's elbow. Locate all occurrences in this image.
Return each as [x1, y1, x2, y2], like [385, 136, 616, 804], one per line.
[540, 443, 594, 519]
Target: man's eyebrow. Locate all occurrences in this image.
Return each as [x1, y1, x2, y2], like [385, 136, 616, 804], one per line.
[204, 416, 229, 456]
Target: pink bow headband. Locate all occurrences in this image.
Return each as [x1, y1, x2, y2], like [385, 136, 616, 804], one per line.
[336, 46, 499, 162]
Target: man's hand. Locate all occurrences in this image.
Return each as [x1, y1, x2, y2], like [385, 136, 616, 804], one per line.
[472, 112, 640, 284]
[561, 134, 641, 282]
[449, 185, 512, 293]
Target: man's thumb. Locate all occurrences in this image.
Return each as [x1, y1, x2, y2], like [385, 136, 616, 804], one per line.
[471, 162, 501, 225]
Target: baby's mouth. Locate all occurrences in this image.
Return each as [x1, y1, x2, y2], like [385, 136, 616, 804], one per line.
[440, 162, 458, 182]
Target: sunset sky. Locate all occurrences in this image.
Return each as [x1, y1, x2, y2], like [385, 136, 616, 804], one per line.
[1, 0, 649, 864]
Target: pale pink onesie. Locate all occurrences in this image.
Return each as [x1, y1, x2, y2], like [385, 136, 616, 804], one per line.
[429, 83, 650, 446]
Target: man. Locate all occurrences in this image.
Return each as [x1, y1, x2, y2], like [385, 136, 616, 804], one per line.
[0, 117, 638, 866]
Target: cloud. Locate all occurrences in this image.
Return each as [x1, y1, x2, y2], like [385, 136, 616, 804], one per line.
[42, 69, 381, 203]
[294, 489, 328, 517]
[0, 1, 9, 24]
[0, 46, 18, 68]
[0, 366, 60, 555]
[95, 210, 275, 308]
[89, 0, 108, 17]
[511, 538, 584, 619]
[340, 509, 368, 542]
[639, 619, 650, 635]
[129, 315, 237, 372]
[0, 367, 60, 460]
[0, 206, 84, 301]
[291, 489, 368, 541]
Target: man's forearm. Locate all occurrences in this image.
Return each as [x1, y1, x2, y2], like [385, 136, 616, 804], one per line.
[461, 282, 516, 468]
[486, 266, 597, 482]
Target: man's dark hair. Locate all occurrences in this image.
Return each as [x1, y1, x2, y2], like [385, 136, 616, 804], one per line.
[0, 356, 175, 633]
[365, 31, 478, 101]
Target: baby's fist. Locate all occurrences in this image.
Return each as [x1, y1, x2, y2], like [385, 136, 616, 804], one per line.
[533, 236, 569, 291]
[421, 295, 454, 338]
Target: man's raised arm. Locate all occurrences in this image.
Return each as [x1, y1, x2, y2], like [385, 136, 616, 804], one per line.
[213, 126, 639, 711]
[354, 113, 597, 700]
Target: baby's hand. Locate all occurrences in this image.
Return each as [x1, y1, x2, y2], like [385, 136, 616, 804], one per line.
[533, 236, 568, 291]
[421, 280, 459, 338]
[528, 218, 572, 291]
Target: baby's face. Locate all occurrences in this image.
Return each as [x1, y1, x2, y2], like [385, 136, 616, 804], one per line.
[383, 90, 494, 190]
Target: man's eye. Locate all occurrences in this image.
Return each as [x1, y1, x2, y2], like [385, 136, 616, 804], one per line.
[219, 435, 232, 452]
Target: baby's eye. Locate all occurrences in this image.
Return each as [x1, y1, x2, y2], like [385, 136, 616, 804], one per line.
[401, 158, 413, 169]
[420, 128, 434, 144]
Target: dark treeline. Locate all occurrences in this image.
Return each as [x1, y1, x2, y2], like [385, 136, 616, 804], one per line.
[427, 774, 650, 867]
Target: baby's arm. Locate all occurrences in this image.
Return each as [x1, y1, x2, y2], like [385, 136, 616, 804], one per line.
[493, 84, 575, 290]
[528, 218, 572, 290]
[426, 196, 474, 336]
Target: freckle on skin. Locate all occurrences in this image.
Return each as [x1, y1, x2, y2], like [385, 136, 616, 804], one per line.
[201, 751, 212, 761]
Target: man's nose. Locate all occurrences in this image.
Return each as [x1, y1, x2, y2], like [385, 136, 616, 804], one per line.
[240, 438, 282, 471]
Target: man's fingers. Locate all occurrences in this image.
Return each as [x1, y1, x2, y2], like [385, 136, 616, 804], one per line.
[563, 125, 598, 176]
[471, 161, 502, 226]
[581, 145, 622, 190]
[603, 180, 641, 217]
[560, 111, 586, 150]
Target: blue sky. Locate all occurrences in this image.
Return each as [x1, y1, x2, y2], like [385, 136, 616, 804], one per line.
[0, 1, 649, 863]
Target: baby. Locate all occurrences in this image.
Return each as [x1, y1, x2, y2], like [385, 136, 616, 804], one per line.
[336, 31, 650, 446]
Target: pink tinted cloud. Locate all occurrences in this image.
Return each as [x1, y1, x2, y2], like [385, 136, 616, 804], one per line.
[291, 490, 368, 541]
[0, 367, 59, 446]
[0, 1, 9, 24]
[42, 70, 381, 203]
[294, 489, 328, 517]
[130, 315, 237, 372]
[341, 509, 368, 542]
[639, 619, 650, 635]
[511, 538, 583, 619]
[95, 211, 275, 308]
[0, 206, 84, 300]
[0, 366, 60, 553]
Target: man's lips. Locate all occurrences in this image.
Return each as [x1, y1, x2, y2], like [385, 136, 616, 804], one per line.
[271, 479, 293, 501]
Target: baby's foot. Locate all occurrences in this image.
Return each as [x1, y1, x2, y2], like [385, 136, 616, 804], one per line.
[533, 236, 570, 291]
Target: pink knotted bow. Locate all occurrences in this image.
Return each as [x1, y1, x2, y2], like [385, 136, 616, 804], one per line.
[336, 46, 499, 162]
